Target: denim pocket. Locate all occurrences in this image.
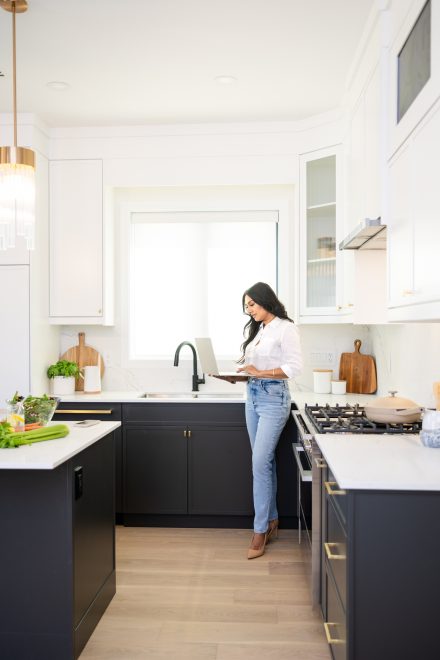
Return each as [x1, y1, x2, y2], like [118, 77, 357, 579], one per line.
[262, 380, 284, 397]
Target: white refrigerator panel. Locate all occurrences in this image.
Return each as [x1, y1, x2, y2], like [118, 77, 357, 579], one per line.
[0, 265, 30, 406]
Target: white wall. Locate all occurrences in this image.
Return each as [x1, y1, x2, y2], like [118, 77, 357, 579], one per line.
[370, 324, 440, 407]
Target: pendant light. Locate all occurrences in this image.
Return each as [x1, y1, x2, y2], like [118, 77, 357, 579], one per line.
[0, 0, 36, 250]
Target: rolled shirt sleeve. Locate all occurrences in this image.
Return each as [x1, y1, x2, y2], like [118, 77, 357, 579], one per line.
[279, 322, 303, 379]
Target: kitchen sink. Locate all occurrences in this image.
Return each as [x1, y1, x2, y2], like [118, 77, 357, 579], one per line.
[138, 392, 243, 399]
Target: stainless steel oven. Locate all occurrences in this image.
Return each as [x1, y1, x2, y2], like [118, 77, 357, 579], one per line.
[292, 410, 314, 548]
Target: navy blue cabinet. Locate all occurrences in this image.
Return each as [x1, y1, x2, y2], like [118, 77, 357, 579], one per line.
[0, 432, 115, 659]
[122, 403, 297, 528]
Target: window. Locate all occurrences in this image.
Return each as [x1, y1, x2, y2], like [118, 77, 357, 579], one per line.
[128, 211, 278, 360]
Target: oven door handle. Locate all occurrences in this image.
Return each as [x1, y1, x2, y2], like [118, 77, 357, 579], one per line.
[292, 410, 314, 440]
[292, 443, 312, 482]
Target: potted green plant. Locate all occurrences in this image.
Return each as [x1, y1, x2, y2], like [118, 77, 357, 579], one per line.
[47, 360, 81, 395]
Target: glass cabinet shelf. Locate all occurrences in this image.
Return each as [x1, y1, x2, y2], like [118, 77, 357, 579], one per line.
[307, 257, 336, 264]
[307, 202, 336, 211]
[301, 152, 338, 311]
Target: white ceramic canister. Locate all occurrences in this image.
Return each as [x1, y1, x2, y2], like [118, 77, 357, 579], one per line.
[313, 369, 333, 394]
[50, 376, 76, 396]
[331, 379, 346, 395]
[83, 365, 102, 393]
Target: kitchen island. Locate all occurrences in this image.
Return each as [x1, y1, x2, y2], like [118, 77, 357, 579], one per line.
[315, 432, 440, 660]
[0, 421, 120, 660]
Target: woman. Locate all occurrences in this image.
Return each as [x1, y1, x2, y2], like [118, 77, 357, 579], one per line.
[237, 282, 302, 559]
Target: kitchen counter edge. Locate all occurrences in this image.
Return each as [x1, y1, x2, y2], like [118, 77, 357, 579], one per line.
[0, 421, 121, 470]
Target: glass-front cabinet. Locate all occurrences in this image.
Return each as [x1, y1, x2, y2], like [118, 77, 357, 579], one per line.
[299, 146, 348, 321]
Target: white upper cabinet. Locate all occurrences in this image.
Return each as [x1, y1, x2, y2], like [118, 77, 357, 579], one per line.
[49, 159, 112, 324]
[342, 63, 388, 324]
[299, 146, 349, 323]
[388, 100, 440, 320]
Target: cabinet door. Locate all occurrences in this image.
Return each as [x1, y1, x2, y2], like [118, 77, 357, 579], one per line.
[73, 433, 115, 628]
[124, 427, 188, 514]
[49, 159, 103, 322]
[411, 104, 440, 305]
[388, 142, 414, 309]
[0, 265, 30, 403]
[299, 146, 346, 321]
[188, 426, 253, 515]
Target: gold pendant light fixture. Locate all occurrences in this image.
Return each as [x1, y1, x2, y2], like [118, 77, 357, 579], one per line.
[0, 0, 36, 250]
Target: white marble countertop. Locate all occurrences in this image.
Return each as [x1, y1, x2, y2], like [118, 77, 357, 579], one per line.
[289, 391, 379, 408]
[59, 390, 380, 406]
[58, 391, 245, 403]
[0, 421, 121, 470]
[315, 433, 440, 491]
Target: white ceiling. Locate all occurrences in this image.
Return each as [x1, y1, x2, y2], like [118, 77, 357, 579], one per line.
[0, 0, 375, 128]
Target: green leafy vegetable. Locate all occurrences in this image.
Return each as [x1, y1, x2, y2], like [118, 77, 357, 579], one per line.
[6, 391, 24, 405]
[47, 360, 81, 379]
[23, 394, 59, 425]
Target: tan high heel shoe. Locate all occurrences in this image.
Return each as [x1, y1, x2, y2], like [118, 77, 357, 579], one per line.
[266, 519, 279, 543]
[247, 532, 268, 560]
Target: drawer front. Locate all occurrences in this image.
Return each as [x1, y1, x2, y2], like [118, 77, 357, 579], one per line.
[325, 569, 347, 660]
[325, 468, 347, 527]
[123, 402, 246, 425]
[325, 498, 347, 611]
[53, 402, 122, 420]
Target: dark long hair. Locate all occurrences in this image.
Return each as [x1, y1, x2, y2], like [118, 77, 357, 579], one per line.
[238, 282, 293, 363]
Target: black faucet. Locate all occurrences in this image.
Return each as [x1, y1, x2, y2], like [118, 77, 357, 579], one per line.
[173, 341, 205, 392]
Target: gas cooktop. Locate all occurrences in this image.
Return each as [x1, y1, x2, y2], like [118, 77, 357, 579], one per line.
[304, 403, 422, 435]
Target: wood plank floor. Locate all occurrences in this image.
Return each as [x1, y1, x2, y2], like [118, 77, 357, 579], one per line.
[80, 527, 331, 660]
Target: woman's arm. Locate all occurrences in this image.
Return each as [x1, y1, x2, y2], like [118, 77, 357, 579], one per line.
[238, 364, 288, 378]
[279, 323, 303, 379]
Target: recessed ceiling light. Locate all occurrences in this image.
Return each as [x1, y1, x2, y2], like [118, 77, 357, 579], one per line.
[46, 81, 70, 91]
[214, 75, 237, 85]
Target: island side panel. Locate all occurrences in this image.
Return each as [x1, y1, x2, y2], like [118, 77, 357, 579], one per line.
[0, 463, 74, 659]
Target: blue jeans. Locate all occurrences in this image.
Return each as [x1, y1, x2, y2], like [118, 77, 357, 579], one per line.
[245, 378, 291, 533]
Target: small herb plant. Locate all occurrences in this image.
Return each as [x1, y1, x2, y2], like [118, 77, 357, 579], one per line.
[47, 360, 81, 379]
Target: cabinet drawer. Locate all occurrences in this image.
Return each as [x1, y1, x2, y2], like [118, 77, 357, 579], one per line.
[325, 468, 347, 527]
[54, 403, 122, 420]
[325, 497, 347, 611]
[123, 402, 246, 425]
[325, 569, 347, 660]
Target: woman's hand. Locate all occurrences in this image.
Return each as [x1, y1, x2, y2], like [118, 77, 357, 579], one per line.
[238, 364, 260, 376]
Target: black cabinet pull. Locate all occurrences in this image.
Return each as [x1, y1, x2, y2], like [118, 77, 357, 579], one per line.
[74, 466, 83, 499]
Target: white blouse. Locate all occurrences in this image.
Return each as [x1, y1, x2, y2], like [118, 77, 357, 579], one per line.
[244, 316, 303, 379]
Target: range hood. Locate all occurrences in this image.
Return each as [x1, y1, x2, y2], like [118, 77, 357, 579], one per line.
[339, 217, 387, 250]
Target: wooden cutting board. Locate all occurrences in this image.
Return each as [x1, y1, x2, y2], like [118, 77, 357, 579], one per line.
[339, 339, 377, 394]
[59, 332, 105, 392]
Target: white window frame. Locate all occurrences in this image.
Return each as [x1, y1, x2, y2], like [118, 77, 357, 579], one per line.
[119, 188, 293, 368]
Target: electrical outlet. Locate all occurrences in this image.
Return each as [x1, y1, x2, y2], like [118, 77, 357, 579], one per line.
[310, 350, 336, 366]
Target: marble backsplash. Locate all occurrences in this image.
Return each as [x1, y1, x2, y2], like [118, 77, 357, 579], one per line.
[59, 321, 440, 407]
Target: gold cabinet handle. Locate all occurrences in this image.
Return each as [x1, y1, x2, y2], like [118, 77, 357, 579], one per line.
[183, 429, 187, 438]
[325, 481, 346, 496]
[324, 542, 346, 560]
[314, 456, 327, 469]
[187, 429, 192, 438]
[56, 409, 113, 415]
[324, 622, 345, 645]
[402, 290, 415, 296]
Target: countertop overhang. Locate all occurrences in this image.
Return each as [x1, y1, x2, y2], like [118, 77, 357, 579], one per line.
[316, 433, 439, 491]
[0, 421, 121, 470]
